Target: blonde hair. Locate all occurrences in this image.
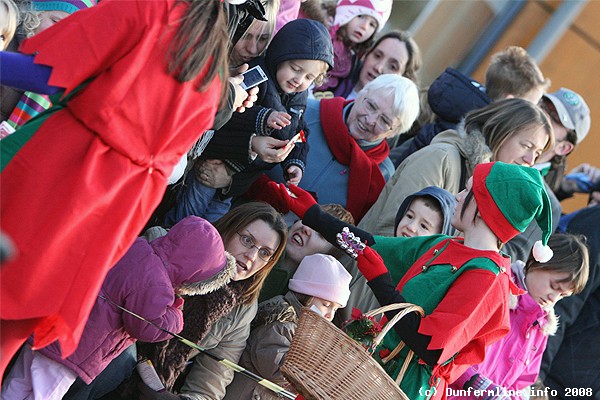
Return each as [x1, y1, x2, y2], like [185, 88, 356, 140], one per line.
[233, 0, 280, 61]
[1, 0, 19, 48]
[485, 46, 550, 101]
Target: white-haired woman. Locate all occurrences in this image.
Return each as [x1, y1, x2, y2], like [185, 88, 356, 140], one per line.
[268, 74, 419, 222]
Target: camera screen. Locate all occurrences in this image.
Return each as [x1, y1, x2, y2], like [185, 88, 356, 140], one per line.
[243, 68, 265, 87]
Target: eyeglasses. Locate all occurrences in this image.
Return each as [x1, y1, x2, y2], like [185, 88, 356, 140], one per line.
[236, 232, 274, 262]
[362, 97, 395, 132]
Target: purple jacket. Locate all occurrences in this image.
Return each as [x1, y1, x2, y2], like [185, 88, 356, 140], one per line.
[39, 216, 231, 383]
[449, 260, 557, 399]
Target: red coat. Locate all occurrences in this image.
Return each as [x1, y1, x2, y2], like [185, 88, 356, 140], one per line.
[0, 0, 221, 355]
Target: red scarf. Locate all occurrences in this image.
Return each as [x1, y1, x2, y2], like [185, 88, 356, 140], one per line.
[320, 97, 389, 221]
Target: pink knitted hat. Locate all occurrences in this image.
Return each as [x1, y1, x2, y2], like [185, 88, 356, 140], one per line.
[289, 254, 352, 307]
[333, 0, 393, 33]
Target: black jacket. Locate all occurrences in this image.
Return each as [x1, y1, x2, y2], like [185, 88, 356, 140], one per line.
[392, 68, 491, 167]
[540, 206, 600, 395]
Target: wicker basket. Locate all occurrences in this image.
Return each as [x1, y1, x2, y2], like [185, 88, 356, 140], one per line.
[281, 303, 424, 400]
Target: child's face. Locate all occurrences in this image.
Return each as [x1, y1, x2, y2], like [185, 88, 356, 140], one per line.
[276, 60, 327, 93]
[286, 220, 333, 265]
[345, 15, 378, 44]
[396, 198, 443, 238]
[451, 177, 477, 232]
[35, 10, 71, 35]
[309, 297, 342, 321]
[525, 268, 574, 310]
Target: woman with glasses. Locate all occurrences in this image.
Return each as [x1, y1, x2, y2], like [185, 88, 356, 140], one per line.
[135, 202, 287, 400]
[265, 73, 419, 223]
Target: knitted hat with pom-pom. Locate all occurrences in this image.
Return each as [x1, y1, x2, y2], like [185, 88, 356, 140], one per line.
[333, 0, 393, 33]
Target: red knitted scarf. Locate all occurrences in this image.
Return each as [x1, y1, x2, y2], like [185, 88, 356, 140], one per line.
[320, 97, 389, 221]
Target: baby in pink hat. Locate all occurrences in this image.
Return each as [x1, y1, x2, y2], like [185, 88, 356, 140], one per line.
[223, 253, 352, 399]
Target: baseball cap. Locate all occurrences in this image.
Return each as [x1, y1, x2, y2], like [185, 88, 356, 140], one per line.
[543, 88, 591, 144]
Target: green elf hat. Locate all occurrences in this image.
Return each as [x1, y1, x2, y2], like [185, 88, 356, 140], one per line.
[473, 162, 554, 262]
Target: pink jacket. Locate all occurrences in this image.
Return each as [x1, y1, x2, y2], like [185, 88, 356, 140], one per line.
[449, 261, 557, 399]
[275, 0, 302, 34]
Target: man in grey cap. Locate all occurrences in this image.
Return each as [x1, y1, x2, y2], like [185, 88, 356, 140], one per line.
[537, 87, 599, 200]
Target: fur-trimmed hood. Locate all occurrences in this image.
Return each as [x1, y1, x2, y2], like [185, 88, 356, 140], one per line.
[432, 121, 493, 175]
[145, 216, 235, 295]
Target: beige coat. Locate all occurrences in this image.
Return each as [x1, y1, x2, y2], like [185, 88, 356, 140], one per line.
[223, 292, 302, 400]
[358, 125, 491, 236]
[178, 301, 258, 400]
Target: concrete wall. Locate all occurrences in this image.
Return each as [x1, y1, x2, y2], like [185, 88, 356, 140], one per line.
[386, 0, 598, 212]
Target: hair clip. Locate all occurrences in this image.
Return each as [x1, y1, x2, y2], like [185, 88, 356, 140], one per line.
[336, 227, 366, 259]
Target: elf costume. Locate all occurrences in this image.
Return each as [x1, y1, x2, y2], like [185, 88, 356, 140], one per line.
[0, 0, 222, 376]
[267, 162, 553, 400]
[5, 0, 97, 130]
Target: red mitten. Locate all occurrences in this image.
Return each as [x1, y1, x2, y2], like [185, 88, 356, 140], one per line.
[245, 174, 291, 213]
[172, 296, 184, 310]
[357, 247, 389, 281]
[287, 184, 317, 218]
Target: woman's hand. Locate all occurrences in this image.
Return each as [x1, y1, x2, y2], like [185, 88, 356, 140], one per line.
[267, 111, 292, 130]
[285, 165, 303, 186]
[195, 159, 232, 189]
[251, 136, 294, 163]
[562, 163, 600, 194]
[356, 247, 388, 281]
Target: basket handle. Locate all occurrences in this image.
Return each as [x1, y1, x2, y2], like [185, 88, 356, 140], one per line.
[366, 303, 425, 388]
[365, 303, 425, 347]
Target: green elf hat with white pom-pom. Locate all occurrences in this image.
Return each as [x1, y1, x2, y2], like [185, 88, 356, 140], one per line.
[473, 162, 554, 262]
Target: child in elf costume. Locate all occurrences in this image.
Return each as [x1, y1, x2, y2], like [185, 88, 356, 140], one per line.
[448, 233, 589, 399]
[261, 161, 555, 400]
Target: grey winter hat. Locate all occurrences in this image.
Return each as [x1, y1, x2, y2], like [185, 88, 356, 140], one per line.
[543, 88, 591, 144]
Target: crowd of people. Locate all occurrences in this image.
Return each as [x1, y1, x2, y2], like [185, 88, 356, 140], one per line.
[0, 0, 598, 399]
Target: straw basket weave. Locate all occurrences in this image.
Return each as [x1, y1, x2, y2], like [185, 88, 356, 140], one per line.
[281, 303, 424, 400]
